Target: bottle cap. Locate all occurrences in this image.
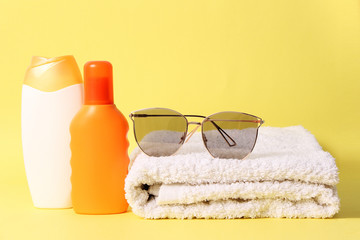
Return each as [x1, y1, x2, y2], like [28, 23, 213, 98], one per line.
[84, 61, 114, 105]
[24, 55, 82, 92]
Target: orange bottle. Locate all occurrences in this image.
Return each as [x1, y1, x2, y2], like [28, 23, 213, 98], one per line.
[70, 61, 129, 214]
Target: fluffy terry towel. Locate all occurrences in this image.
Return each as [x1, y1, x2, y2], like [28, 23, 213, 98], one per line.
[125, 126, 340, 219]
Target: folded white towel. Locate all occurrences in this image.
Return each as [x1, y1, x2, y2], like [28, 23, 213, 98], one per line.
[125, 126, 340, 219]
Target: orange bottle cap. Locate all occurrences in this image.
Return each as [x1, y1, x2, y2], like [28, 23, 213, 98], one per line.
[84, 61, 114, 105]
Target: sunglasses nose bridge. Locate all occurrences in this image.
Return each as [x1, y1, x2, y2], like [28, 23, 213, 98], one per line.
[184, 122, 201, 143]
[187, 121, 201, 126]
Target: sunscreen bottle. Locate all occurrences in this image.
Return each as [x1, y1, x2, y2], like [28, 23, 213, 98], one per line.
[22, 55, 83, 208]
[70, 61, 129, 214]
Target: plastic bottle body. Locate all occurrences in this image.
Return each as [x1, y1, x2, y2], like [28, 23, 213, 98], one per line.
[22, 84, 83, 208]
[70, 104, 129, 214]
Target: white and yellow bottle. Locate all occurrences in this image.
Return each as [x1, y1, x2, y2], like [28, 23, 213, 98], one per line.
[21, 55, 83, 208]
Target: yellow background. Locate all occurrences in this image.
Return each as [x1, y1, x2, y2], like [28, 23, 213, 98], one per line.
[1, 0, 360, 239]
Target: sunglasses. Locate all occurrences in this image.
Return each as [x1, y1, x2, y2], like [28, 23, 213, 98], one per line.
[129, 108, 264, 159]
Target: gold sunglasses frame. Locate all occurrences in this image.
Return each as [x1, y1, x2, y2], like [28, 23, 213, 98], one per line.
[129, 107, 264, 159]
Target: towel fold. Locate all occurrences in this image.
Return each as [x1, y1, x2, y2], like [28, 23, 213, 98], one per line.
[125, 126, 340, 219]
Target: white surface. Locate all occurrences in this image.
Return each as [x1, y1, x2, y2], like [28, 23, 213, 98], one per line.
[21, 84, 83, 208]
[125, 126, 340, 219]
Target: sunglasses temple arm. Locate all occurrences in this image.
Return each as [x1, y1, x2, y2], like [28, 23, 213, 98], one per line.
[208, 119, 263, 147]
[210, 121, 237, 147]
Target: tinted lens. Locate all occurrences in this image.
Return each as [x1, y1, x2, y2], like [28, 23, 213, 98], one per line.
[202, 112, 260, 159]
[132, 108, 187, 157]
